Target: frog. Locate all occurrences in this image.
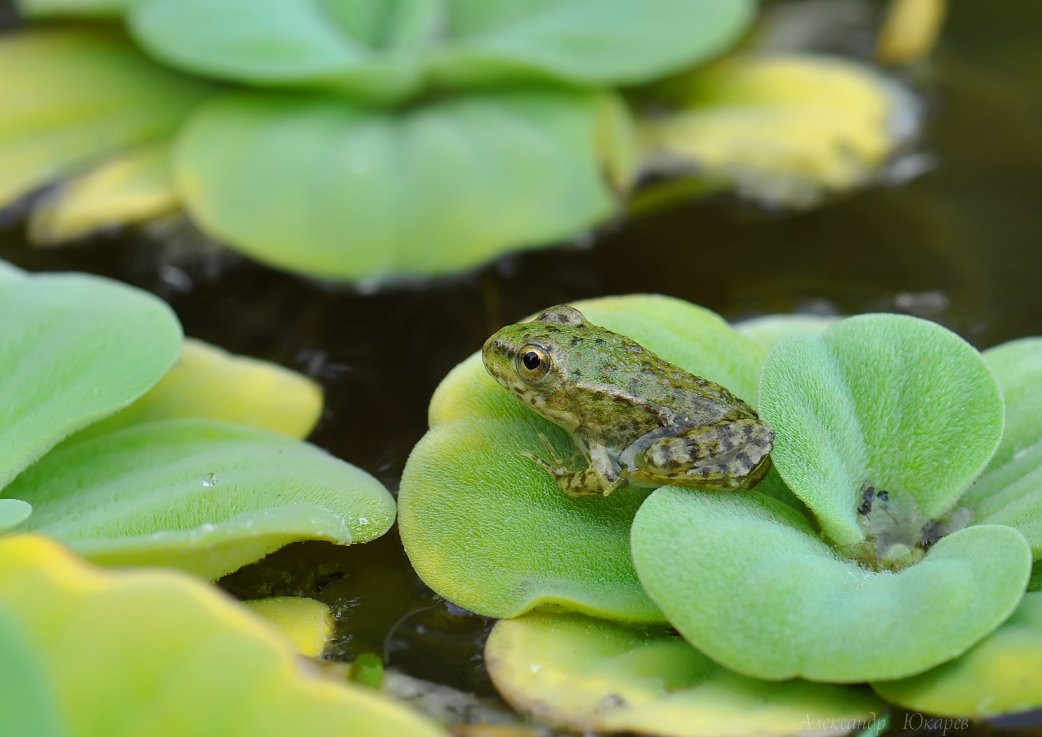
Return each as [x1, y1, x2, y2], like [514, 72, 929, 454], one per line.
[481, 305, 774, 497]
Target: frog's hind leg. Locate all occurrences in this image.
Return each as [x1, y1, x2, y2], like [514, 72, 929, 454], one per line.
[521, 434, 625, 497]
[639, 420, 774, 491]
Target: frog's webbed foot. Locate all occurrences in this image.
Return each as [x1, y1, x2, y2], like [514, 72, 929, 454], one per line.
[640, 419, 774, 491]
[521, 434, 624, 498]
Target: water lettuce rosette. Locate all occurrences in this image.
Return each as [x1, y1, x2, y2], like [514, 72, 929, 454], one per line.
[2, 1, 914, 281]
[400, 294, 1042, 725]
[0, 261, 395, 577]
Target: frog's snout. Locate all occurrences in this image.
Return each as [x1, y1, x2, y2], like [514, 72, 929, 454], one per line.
[481, 333, 511, 378]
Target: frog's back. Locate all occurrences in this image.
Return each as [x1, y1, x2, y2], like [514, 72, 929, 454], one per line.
[572, 329, 755, 431]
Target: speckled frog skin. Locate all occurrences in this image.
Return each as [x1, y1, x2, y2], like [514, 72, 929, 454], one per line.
[481, 305, 774, 497]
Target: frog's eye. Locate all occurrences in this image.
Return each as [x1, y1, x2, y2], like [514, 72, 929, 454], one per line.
[516, 344, 551, 381]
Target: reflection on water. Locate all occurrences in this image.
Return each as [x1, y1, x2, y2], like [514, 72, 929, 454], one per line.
[0, 0, 1040, 693]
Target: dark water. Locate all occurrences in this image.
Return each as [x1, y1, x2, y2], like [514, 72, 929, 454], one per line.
[1, 0, 1041, 708]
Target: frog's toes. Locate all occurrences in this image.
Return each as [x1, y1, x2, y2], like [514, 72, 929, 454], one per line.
[520, 447, 573, 478]
[520, 450, 554, 473]
[534, 432, 579, 466]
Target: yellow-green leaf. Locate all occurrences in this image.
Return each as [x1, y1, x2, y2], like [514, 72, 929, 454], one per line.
[876, 0, 948, 65]
[243, 597, 334, 658]
[487, 612, 883, 737]
[86, 338, 323, 440]
[0, 28, 212, 208]
[29, 143, 179, 245]
[0, 535, 447, 737]
[640, 54, 914, 207]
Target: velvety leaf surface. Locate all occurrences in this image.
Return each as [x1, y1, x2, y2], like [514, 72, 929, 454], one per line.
[0, 535, 447, 737]
[29, 143, 178, 245]
[873, 592, 1042, 717]
[736, 313, 837, 351]
[243, 597, 334, 658]
[758, 314, 1004, 546]
[175, 88, 634, 280]
[0, 272, 182, 490]
[486, 612, 883, 737]
[631, 488, 1031, 682]
[400, 295, 766, 621]
[640, 55, 914, 207]
[432, 0, 756, 87]
[85, 338, 323, 440]
[962, 338, 1042, 557]
[129, 0, 424, 100]
[9, 419, 396, 579]
[0, 29, 212, 207]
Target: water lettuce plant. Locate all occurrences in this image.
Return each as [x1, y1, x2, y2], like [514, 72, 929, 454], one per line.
[0, 534, 446, 737]
[2, 2, 913, 281]
[0, 261, 395, 577]
[399, 294, 1042, 727]
[486, 611, 882, 737]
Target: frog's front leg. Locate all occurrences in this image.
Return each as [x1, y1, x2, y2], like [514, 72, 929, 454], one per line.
[634, 419, 774, 491]
[521, 433, 625, 497]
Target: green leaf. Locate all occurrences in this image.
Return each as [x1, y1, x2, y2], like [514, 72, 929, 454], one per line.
[0, 29, 212, 208]
[10, 419, 396, 579]
[736, 313, 837, 351]
[15, 0, 131, 17]
[486, 612, 884, 737]
[873, 592, 1042, 718]
[757, 314, 1004, 547]
[961, 338, 1042, 557]
[0, 499, 32, 531]
[432, 0, 756, 87]
[399, 295, 766, 621]
[0, 272, 182, 490]
[0, 535, 447, 737]
[129, 0, 424, 101]
[175, 88, 635, 280]
[29, 143, 179, 245]
[639, 55, 915, 207]
[84, 338, 323, 440]
[631, 488, 1032, 682]
[0, 607, 63, 737]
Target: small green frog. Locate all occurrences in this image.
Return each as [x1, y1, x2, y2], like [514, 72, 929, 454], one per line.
[481, 305, 774, 497]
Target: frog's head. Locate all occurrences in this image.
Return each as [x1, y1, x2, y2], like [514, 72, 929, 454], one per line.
[482, 305, 587, 412]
